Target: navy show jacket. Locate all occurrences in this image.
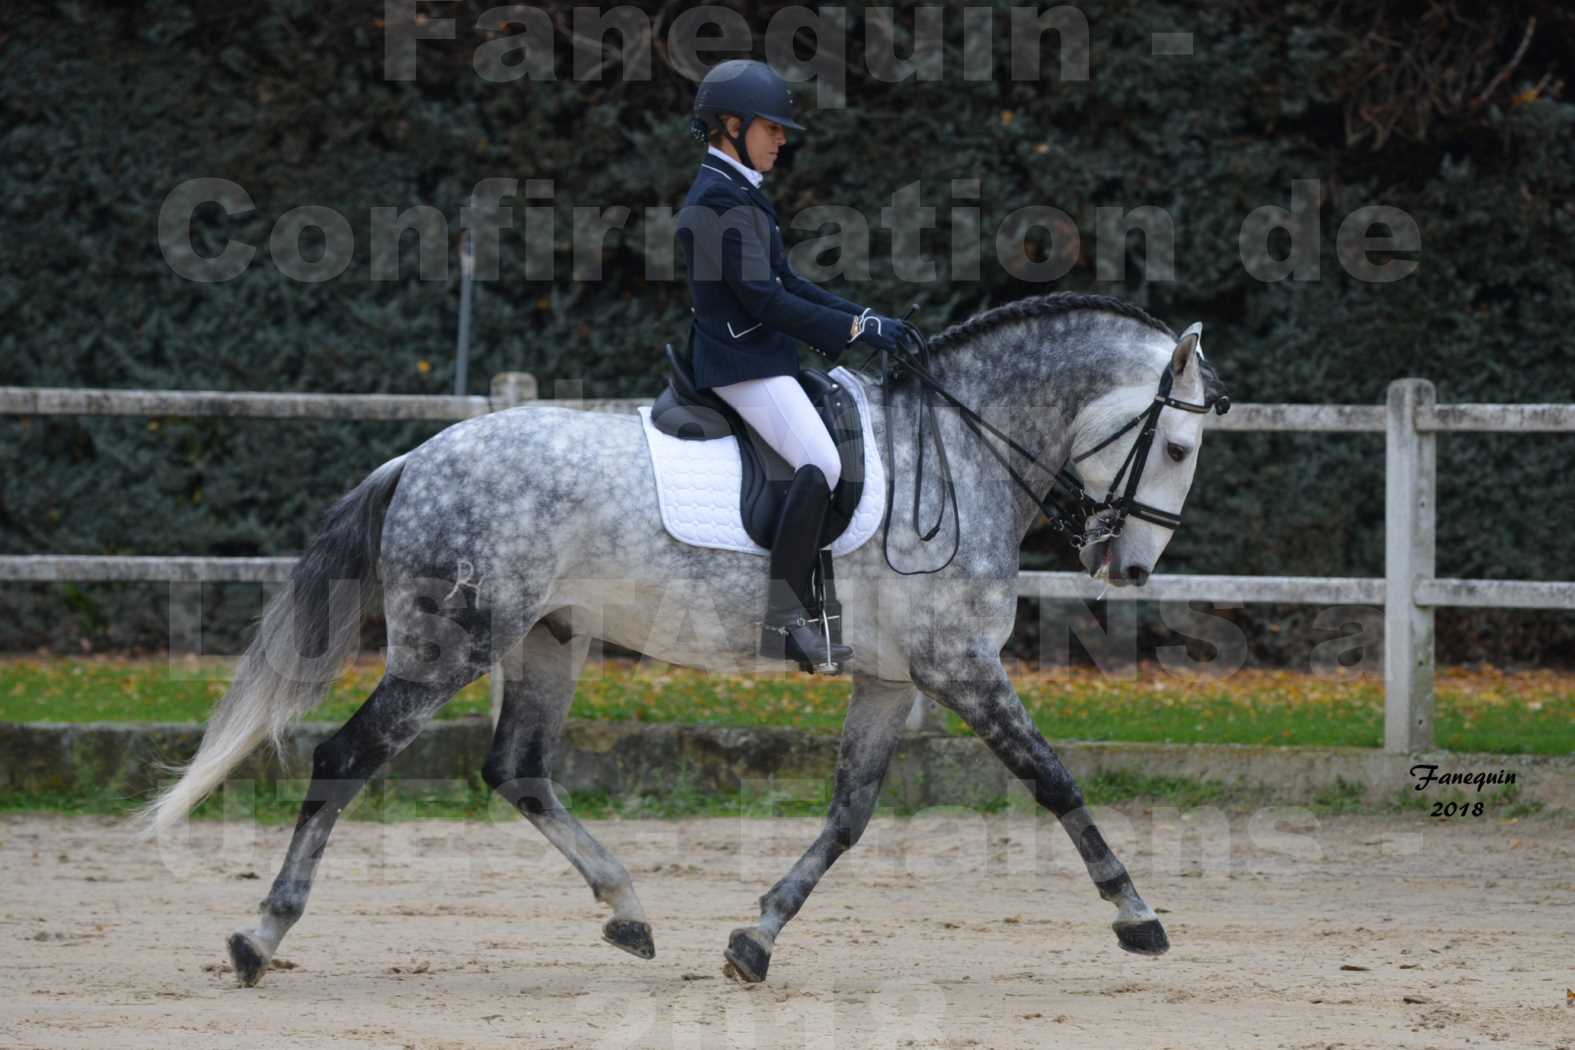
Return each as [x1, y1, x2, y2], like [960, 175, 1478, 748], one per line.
[674, 158, 863, 390]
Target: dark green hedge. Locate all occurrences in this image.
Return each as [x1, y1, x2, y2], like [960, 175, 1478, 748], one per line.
[2, 0, 1573, 663]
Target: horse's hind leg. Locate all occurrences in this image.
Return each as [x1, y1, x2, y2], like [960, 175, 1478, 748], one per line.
[226, 665, 480, 986]
[723, 675, 916, 982]
[911, 656, 1169, 957]
[482, 617, 654, 960]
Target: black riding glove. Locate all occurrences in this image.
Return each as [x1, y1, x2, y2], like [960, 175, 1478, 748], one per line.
[849, 308, 909, 355]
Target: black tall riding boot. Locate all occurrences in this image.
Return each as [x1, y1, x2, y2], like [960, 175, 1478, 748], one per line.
[758, 465, 853, 674]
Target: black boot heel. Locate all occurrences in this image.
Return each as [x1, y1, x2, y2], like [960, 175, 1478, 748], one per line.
[758, 612, 850, 674]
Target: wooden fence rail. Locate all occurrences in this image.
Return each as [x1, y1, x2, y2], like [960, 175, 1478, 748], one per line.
[2, 376, 1572, 752]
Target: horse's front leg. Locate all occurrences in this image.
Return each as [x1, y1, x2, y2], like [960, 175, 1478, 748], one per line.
[723, 675, 917, 983]
[911, 654, 1169, 956]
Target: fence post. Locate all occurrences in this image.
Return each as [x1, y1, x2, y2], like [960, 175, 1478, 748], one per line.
[1384, 378, 1436, 752]
[905, 691, 946, 733]
[488, 373, 538, 725]
[489, 371, 538, 411]
[453, 230, 476, 397]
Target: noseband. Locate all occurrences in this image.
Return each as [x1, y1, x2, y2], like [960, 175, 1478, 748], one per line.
[866, 326, 1230, 576]
[1054, 363, 1228, 550]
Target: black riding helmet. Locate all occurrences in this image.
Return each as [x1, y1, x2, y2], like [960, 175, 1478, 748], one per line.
[689, 59, 804, 171]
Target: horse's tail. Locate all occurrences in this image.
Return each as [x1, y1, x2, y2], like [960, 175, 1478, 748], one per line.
[134, 454, 409, 838]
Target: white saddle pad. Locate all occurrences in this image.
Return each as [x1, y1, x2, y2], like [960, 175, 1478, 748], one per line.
[637, 366, 887, 557]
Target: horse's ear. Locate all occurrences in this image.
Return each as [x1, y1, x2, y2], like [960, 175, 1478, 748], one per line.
[1171, 322, 1203, 376]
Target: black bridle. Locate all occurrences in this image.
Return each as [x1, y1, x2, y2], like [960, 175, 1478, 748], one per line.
[860, 324, 1230, 576]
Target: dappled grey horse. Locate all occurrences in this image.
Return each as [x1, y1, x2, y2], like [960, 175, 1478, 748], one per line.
[139, 292, 1228, 987]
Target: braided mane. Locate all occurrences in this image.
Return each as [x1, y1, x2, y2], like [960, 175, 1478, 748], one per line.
[870, 291, 1227, 405]
[929, 292, 1177, 351]
[845, 291, 1225, 402]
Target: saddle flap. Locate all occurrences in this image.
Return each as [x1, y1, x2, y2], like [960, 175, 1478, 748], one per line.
[738, 368, 865, 550]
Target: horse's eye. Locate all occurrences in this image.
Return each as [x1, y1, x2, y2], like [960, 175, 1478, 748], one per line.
[1166, 441, 1189, 463]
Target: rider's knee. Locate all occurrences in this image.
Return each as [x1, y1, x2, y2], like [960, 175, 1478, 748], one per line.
[803, 438, 840, 491]
[818, 457, 842, 492]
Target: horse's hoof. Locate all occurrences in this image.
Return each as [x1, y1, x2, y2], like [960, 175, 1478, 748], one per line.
[602, 918, 655, 960]
[1114, 918, 1170, 956]
[722, 927, 771, 983]
[226, 932, 271, 987]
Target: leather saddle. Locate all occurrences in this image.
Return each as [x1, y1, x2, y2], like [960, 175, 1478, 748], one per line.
[650, 343, 866, 550]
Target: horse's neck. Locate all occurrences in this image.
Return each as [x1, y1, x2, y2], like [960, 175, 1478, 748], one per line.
[905, 317, 1156, 544]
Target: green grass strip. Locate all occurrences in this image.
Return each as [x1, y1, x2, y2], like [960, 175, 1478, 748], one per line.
[2, 658, 1571, 754]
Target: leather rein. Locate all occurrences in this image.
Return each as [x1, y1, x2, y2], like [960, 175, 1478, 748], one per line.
[861, 325, 1230, 576]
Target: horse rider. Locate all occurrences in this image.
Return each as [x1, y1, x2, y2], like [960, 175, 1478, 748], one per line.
[675, 58, 907, 673]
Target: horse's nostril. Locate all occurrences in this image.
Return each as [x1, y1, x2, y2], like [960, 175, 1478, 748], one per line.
[1125, 565, 1149, 585]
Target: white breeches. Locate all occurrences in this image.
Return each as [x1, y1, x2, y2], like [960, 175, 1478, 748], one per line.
[711, 374, 842, 491]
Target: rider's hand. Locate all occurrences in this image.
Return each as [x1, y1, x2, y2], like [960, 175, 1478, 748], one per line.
[848, 307, 909, 353]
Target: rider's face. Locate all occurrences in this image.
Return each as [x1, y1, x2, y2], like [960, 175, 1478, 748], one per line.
[722, 116, 787, 173]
